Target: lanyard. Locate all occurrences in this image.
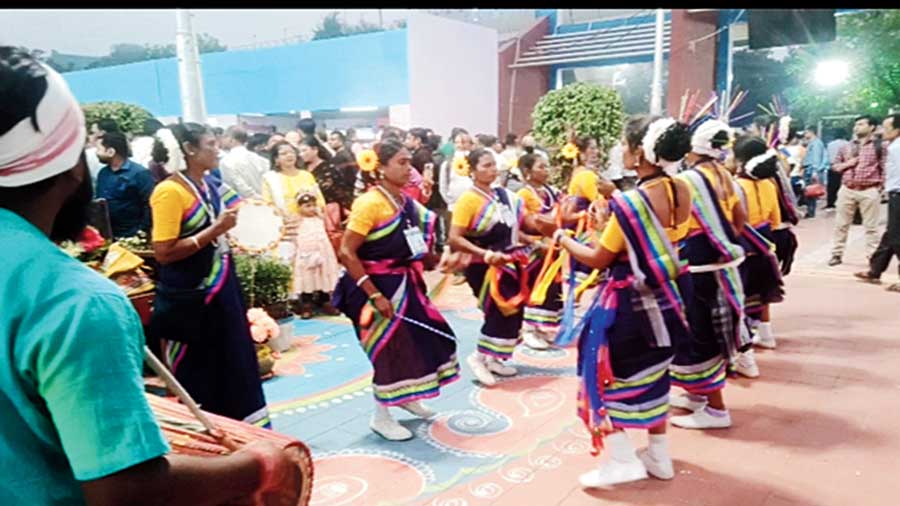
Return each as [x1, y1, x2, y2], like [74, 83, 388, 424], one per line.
[177, 171, 218, 221]
[526, 184, 554, 212]
[377, 185, 415, 228]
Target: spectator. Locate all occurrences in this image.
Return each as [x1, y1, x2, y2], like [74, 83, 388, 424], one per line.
[477, 134, 509, 188]
[95, 131, 155, 238]
[329, 130, 358, 174]
[440, 127, 467, 161]
[826, 127, 851, 209]
[855, 113, 900, 291]
[131, 118, 163, 167]
[424, 131, 449, 249]
[405, 127, 433, 176]
[802, 125, 829, 218]
[829, 115, 887, 266]
[247, 132, 271, 156]
[520, 132, 550, 161]
[219, 126, 270, 199]
[284, 130, 302, 148]
[85, 118, 120, 184]
[148, 135, 171, 184]
[438, 130, 474, 214]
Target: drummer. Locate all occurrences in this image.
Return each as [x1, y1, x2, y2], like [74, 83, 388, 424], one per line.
[0, 47, 300, 505]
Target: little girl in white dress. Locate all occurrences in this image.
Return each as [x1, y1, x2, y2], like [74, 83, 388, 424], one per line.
[293, 192, 341, 319]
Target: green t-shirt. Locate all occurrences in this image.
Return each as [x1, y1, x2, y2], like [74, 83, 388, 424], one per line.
[0, 209, 170, 504]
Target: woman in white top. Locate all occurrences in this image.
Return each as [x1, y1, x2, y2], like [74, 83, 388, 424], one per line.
[439, 131, 475, 212]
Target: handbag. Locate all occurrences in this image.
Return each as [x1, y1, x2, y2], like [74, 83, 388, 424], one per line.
[148, 283, 213, 344]
[804, 182, 826, 199]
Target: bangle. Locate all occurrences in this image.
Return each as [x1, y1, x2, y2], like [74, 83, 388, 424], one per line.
[553, 229, 569, 243]
[190, 236, 200, 249]
[483, 250, 494, 263]
[356, 274, 370, 287]
[368, 292, 384, 301]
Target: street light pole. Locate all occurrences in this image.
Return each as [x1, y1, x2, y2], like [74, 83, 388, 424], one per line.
[175, 9, 208, 124]
[650, 8, 665, 115]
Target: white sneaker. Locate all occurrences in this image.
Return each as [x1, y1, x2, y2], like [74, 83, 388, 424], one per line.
[486, 357, 518, 377]
[671, 408, 732, 430]
[753, 332, 777, 349]
[522, 329, 550, 350]
[398, 400, 436, 420]
[467, 353, 497, 386]
[636, 448, 675, 480]
[733, 350, 760, 378]
[669, 393, 707, 412]
[370, 413, 414, 441]
[579, 459, 648, 488]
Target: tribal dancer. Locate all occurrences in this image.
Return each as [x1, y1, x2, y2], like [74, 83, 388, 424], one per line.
[535, 116, 694, 487]
[448, 148, 543, 386]
[563, 136, 616, 290]
[668, 119, 750, 429]
[757, 116, 801, 349]
[334, 139, 459, 441]
[732, 136, 786, 376]
[516, 153, 564, 350]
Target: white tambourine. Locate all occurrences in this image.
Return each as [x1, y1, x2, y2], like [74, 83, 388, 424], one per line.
[226, 199, 287, 255]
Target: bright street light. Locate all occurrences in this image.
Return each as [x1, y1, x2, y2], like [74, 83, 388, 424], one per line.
[814, 59, 849, 88]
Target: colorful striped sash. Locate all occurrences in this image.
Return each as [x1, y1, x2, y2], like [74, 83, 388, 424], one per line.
[612, 189, 690, 347]
[679, 167, 748, 360]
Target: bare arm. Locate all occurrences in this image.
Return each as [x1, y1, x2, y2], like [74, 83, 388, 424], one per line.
[558, 234, 619, 271]
[448, 224, 489, 259]
[82, 453, 259, 506]
[337, 229, 395, 318]
[731, 200, 747, 236]
[153, 208, 236, 265]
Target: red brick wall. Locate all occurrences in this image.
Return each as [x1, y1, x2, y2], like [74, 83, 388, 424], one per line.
[498, 17, 550, 137]
[667, 9, 719, 115]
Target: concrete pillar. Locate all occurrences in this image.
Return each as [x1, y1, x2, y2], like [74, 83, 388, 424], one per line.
[666, 9, 719, 115]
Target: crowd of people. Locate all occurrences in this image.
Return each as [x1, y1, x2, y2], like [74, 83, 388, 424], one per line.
[3, 45, 900, 504]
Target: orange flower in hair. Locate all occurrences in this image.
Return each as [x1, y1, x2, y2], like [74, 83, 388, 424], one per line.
[561, 142, 579, 161]
[357, 149, 378, 172]
[452, 156, 470, 177]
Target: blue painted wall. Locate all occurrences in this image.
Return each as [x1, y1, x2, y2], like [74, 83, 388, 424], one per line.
[65, 29, 410, 116]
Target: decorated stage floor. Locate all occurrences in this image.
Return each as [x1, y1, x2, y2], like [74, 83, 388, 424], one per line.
[264, 211, 900, 506]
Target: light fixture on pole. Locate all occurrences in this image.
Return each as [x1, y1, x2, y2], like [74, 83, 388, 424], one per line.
[814, 59, 849, 88]
[649, 9, 665, 115]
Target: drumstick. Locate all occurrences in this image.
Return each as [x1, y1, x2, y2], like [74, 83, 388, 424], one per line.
[144, 346, 240, 452]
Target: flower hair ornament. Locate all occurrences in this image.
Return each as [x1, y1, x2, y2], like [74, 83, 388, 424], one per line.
[452, 156, 470, 177]
[560, 142, 580, 161]
[155, 127, 185, 174]
[641, 117, 678, 167]
[356, 148, 378, 173]
[744, 149, 777, 179]
[691, 119, 733, 157]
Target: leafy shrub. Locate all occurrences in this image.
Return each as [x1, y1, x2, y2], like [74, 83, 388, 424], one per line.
[82, 101, 154, 137]
[234, 254, 293, 310]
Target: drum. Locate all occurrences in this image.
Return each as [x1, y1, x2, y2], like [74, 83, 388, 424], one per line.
[147, 394, 314, 505]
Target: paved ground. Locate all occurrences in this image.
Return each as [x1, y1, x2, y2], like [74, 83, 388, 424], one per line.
[266, 206, 900, 506]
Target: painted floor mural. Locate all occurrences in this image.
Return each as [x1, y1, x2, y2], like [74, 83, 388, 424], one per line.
[264, 285, 588, 506]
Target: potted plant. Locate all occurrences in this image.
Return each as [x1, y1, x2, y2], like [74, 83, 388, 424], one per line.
[235, 253, 295, 350]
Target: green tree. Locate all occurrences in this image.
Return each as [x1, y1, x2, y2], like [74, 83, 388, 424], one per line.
[85, 33, 227, 70]
[783, 10, 900, 123]
[311, 12, 401, 41]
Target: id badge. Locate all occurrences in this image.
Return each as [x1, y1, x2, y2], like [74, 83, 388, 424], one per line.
[499, 204, 516, 227]
[404, 226, 428, 257]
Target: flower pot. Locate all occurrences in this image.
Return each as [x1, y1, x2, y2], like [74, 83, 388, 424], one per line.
[267, 317, 295, 353]
[257, 344, 275, 377]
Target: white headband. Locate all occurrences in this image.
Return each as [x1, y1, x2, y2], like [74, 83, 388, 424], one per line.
[642, 117, 678, 167]
[691, 119, 733, 157]
[154, 128, 185, 175]
[744, 149, 777, 178]
[0, 63, 87, 187]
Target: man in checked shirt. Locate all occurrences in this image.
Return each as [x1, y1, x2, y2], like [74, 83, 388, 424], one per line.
[828, 115, 888, 266]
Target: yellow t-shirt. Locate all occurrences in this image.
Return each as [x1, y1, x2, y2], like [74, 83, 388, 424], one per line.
[567, 169, 599, 202]
[347, 189, 398, 237]
[261, 170, 325, 216]
[451, 189, 491, 230]
[150, 180, 196, 242]
[598, 181, 689, 254]
[516, 187, 543, 215]
[680, 165, 741, 233]
[737, 178, 781, 229]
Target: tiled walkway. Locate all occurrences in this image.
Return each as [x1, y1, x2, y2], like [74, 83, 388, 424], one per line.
[266, 208, 900, 506]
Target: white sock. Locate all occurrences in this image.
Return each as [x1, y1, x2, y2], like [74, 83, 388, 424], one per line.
[647, 434, 670, 462]
[758, 322, 773, 341]
[605, 431, 636, 462]
[374, 402, 393, 422]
